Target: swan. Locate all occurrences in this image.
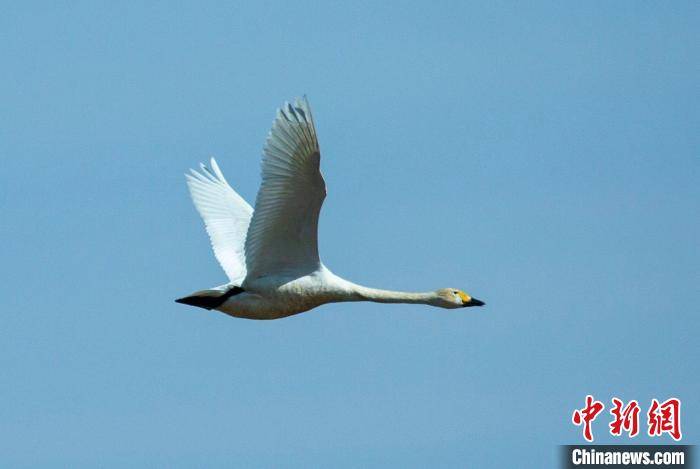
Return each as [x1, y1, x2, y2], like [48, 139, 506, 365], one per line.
[176, 97, 484, 320]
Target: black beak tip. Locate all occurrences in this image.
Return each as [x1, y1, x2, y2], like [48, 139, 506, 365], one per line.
[465, 297, 485, 307]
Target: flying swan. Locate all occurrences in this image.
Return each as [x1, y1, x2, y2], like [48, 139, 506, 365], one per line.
[176, 97, 484, 319]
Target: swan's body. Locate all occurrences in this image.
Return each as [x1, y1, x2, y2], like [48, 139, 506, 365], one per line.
[177, 97, 484, 320]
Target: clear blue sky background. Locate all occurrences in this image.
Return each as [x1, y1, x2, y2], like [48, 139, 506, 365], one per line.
[1, 2, 698, 467]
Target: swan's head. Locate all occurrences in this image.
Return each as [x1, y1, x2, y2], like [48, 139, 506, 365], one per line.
[434, 288, 485, 309]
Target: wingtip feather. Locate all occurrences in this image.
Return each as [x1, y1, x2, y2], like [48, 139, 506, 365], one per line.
[210, 157, 228, 183]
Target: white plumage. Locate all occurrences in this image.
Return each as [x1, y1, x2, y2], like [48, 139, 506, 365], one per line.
[185, 159, 252, 284]
[245, 99, 325, 280]
[177, 97, 484, 319]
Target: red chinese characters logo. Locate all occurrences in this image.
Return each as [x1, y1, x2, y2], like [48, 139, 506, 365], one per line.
[648, 398, 682, 441]
[572, 396, 682, 442]
[609, 398, 640, 437]
[572, 395, 605, 442]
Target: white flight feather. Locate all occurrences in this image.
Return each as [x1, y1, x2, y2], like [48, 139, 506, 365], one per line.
[244, 96, 326, 280]
[185, 157, 253, 284]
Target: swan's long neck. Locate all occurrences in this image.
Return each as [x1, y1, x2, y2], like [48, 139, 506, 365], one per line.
[349, 284, 434, 304]
[326, 272, 435, 305]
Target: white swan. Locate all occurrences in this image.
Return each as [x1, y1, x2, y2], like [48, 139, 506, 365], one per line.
[177, 97, 484, 320]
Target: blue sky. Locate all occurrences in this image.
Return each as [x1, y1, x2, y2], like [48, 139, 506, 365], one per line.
[1, 2, 698, 467]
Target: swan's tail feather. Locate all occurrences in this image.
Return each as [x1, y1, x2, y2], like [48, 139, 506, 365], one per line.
[175, 285, 244, 310]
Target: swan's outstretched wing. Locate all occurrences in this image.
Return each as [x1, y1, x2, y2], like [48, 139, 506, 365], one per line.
[244, 97, 325, 280]
[186, 158, 253, 284]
